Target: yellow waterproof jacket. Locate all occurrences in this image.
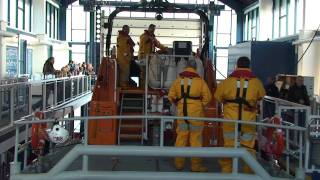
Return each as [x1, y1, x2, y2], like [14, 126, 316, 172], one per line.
[117, 31, 135, 62]
[168, 68, 212, 118]
[214, 68, 265, 133]
[138, 30, 166, 59]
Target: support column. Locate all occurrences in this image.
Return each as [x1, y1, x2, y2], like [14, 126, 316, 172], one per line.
[236, 10, 244, 43]
[208, 11, 215, 62]
[59, 7, 67, 41]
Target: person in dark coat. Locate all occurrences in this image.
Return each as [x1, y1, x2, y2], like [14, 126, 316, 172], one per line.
[264, 77, 280, 118]
[265, 77, 280, 98]
[287, 76, 310, 127]
[43, 57, 56, 76]
[288, 76, 310, 106]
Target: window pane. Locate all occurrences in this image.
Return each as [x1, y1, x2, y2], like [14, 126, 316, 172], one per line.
[118, 11, 131, 17]
[163, 13, 174, 18]
[280, 17, 287, 37]
[273, 1, 280, 38]
[25, 0, 31, 32]
[216, 34, 231, 47]
[280, 0, 287, 16]
[216, 56, 228, 80]
[288, 0, 295, 35]
[18, 0, 23, 8]
[18, 9, 24, 30]
[72, 30, 86, 41]
[174, 13, 188, 19]
[10, 0, 16, 27]
[217, 11, 231, 33]
[131, 12, 145, 18]
[189, 13, 200, 19]
[51, 6, 55, 38]
[66, 9, 72, 41]
[72, 45, 86, 53]
[72, 6, 86, 29]
[72, 53, 86, 64]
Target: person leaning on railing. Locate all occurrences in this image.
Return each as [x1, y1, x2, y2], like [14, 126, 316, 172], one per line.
[214, 56, 266, 174]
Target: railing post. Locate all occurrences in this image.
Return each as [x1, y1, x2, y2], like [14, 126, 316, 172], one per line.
[42, 82, 46, 110]
[232, 121, 239, 174]
[77, 77, 80, 96]
[10, 88, 15, 125]
[63, 79, 66, 103]
[286, 128, 290, 174]
[11, 125, 21, 175]
[296, 132, 305, 180]
[54, 81, 58, 106]
[160, 117, 164, 147]
[23, 123, 29, 170]
[82, 117, 89, 171]
[28, 84, 32, 114]
[82, 77, 85, 94]
[70, 79, 73, 100]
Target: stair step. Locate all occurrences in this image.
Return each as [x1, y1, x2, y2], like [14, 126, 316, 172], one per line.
[121, 112, 145, 115]
[121, 119, 143, 125]
[121, 124, 142, 128]
[122, 98, 143, 101]
[122, 106, 144, 110]
[120, 134, 142, 139]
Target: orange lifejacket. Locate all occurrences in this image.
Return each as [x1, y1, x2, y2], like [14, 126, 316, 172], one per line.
[31, 111, 47, 154]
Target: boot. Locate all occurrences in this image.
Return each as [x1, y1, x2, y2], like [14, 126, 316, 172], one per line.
[191, 165, 208, 172]
[191, 158, 208, 172]
[174, 157, 185, 171]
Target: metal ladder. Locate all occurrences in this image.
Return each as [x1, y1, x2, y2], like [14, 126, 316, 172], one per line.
[118, 92, 145, 145]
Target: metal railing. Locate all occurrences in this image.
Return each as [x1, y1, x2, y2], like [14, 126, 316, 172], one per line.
[10, 114, 307, 180]
[260, 96, 311, 176]
[0, 75, 93, 131]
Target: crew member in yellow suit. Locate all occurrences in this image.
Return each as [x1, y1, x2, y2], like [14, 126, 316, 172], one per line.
[214, 56, 265, 173]
[138, 24, 167, 87]
[116, 25, 135, 88]
[168, 59, 212, 172]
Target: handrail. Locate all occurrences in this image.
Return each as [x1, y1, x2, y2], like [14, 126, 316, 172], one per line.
[263, 96, 309, 107]
[14, 115, 306, 131]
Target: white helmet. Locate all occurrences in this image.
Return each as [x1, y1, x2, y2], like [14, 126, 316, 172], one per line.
[47, 124, 69, 144]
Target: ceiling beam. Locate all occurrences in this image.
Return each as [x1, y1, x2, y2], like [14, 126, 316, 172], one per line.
[218, 0, 246, 12]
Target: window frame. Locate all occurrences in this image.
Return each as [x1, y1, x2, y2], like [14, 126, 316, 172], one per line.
[7, 0, 32, 32]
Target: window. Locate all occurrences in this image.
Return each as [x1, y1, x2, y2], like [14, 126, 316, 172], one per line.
[273, 0, 302, 38]
[214, 2, 237, 79]
[243, 7, 259, 41]
[7, 0, 32, 32]
[46, 2, 59, 39]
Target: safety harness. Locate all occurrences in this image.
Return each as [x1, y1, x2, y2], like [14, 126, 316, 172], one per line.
[177, 78, 201, 127]
[225, 79, 253, 131]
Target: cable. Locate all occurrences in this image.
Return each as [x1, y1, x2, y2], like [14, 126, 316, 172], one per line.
[291, 23, 320, 72]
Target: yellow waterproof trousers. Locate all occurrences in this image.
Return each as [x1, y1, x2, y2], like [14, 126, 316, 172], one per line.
[118, 58, 130, 87]
[175, 120, 206, 171]
[219, 131, 256, 173]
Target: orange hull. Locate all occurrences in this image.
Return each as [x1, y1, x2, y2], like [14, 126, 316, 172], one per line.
[88, 57, 119, 145]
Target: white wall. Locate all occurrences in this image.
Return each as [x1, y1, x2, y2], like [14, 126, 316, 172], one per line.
[304, 0, 320, 30]
[296, 0, 320, 96]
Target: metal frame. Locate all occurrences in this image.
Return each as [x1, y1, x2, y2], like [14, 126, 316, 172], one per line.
[0, 75, 94, 132]
[11, 113, 307, 180]
[260, 96, 311, 176]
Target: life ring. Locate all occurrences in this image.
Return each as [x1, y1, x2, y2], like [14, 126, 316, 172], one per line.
[31, 111, 47, 154]
[265, 116, 285, 159]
